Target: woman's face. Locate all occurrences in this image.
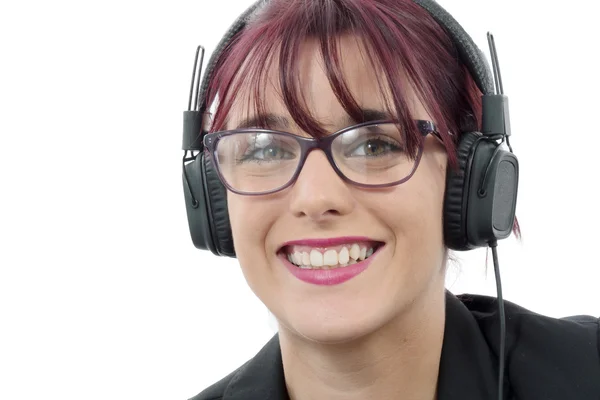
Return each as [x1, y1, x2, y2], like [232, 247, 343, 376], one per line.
[225, 36, 448, 343]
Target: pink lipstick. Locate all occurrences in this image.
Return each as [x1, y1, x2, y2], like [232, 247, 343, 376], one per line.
[277, 237, 383, 286]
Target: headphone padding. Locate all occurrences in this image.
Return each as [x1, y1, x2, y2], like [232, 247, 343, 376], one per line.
[444, 132, 480, 251]
[202, 154, 236, 257]
[183, 156, 216, 253]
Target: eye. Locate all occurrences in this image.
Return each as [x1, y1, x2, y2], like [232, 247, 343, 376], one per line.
[346, 135, 404, 157]
[246, 144, 294, 161]
[236, 134, 298, 163]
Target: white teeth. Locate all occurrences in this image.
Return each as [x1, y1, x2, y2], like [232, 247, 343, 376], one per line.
[310, 250, 324, 267]
[286, 243, 379, 268]
[323, 250, 338, 266]
[349, 244, 360, 260]
[302, 252, 310, 265]
[359, 247, 367, 260]
[338, 247, 350, 264]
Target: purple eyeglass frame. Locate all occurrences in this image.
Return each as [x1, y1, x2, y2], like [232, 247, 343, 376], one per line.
[203, 119, 439, 196]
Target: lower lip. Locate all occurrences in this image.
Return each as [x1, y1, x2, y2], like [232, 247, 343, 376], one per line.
[279, 247, 382, 286]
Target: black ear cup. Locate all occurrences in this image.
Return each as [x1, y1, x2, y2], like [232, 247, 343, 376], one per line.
[183, 153, 235, 257]
[202, 154, 235, 257]
[444, 132, 518, 250]
[464, 144, 518, 247]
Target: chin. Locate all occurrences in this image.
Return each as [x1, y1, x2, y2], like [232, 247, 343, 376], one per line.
[278, 303, 392, 345]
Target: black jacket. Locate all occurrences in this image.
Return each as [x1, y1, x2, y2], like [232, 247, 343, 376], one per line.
[190, 292, 600, 399]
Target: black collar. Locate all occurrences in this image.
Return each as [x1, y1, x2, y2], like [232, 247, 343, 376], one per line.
[437, 292, 510, 399]
[221, 291, 510, 399]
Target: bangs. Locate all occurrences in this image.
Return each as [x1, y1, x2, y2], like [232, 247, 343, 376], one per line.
[206, 0, 484, 166]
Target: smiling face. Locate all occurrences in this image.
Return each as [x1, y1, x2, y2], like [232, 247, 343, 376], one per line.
[223, 35, 449, 344]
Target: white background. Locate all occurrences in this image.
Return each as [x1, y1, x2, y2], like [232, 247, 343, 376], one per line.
[1, 0, 598, 399]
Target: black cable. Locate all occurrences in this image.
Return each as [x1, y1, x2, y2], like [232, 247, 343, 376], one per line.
[506, 136, 514, 153]
[490, 240, 506, 400]
[488, 33, 504, 96]
[188, 46, 205, 112]
[194, 47, 205, 112]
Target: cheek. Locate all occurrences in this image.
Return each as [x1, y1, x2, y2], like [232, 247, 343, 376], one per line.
[227, 193, 280, 276]
[367, 153, 447, 258]
[406, 154, 447, 262]
[380, 176, 445, 237]
[228, 194, 266, 248]
[411, 150, 447, 227]
[385, 185, 444, 242]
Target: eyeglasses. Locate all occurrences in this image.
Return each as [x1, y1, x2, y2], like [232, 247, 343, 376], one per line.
[203, 119, 438, 196]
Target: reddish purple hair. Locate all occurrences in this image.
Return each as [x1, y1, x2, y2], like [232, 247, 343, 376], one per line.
[205, 0, 486, 168]
[205, 0, 521, 237]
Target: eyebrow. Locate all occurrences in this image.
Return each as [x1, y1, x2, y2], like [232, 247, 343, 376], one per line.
[347, 109, 392, 125]
[234, 114, 290, 130]
[233, 108, 392, 130]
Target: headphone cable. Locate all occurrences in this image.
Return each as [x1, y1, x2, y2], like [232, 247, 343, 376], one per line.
[489, 240, 506, 400]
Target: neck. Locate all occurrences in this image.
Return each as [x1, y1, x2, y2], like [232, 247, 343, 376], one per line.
[279, 283, 446, 400]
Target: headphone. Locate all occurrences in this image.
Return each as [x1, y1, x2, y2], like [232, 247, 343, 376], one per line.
[182, 0, 519, 258]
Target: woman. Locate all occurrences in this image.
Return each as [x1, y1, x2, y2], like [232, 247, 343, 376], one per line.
[182, 0, 600, 399]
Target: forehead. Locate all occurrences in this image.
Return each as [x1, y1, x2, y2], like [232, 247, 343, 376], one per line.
[225, 34, 425, 131]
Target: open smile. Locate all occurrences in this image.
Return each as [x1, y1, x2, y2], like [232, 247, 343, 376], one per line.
[277, 237, 385, 285]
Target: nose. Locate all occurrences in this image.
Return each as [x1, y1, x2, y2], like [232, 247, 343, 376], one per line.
[288, 150, 355, 222]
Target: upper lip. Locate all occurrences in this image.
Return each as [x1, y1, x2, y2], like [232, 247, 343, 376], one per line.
[277, 236, 384, 252]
